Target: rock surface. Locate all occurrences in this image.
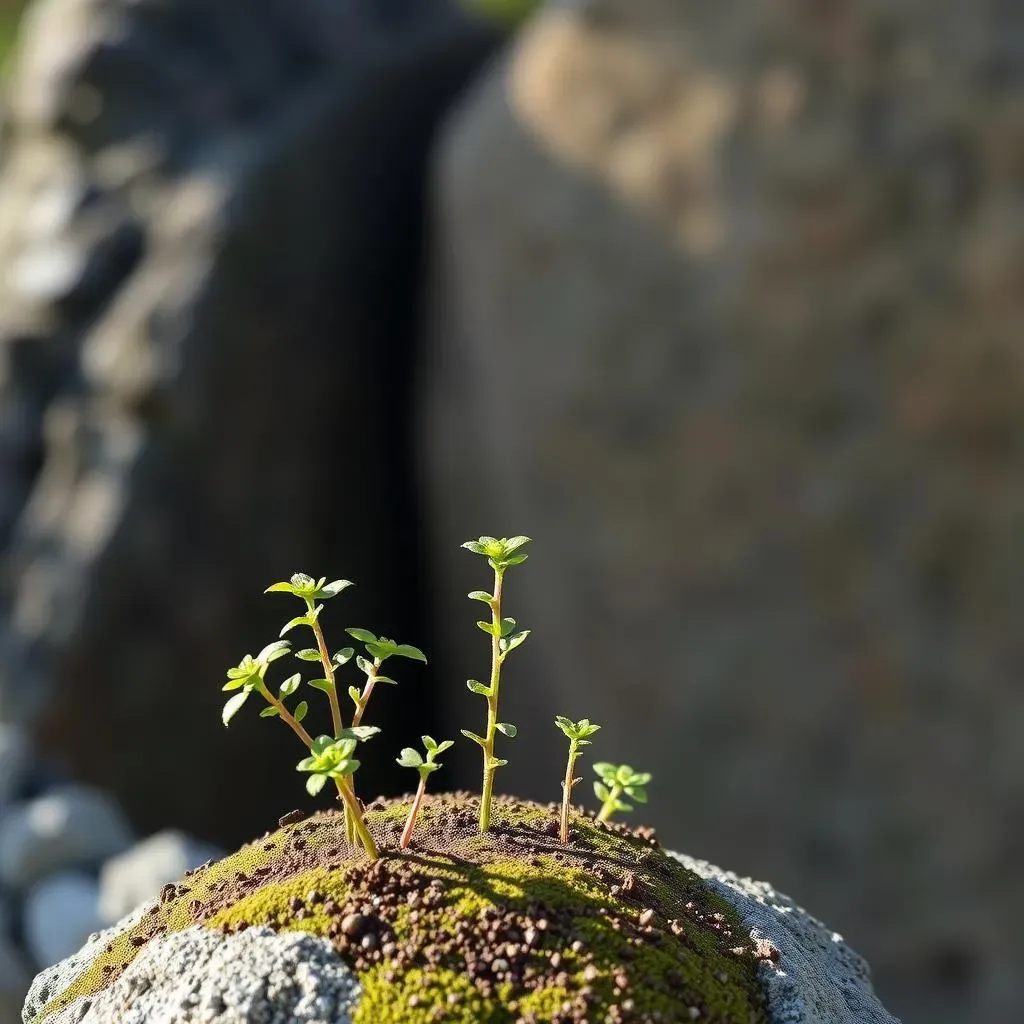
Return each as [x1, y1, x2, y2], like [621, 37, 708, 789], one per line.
[0, 785, 132, 888]
[425, 3, 1024, 1021]
[0, 0, 500, 846]
[48, 927, 361, 1024]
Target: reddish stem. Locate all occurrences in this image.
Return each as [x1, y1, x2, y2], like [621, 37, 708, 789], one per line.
[400, 777, 427, 850]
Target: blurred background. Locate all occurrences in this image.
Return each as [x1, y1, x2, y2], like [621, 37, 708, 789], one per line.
[0, 0, 1021, 1020]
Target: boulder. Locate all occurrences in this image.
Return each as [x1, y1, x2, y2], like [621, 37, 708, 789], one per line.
[425, 2, 1024, 1021]
[21, 795, 901, 1023]
[0, 0, 501, 847]
[0, 785, 132, 888]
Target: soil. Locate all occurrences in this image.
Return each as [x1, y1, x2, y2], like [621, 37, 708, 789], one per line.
[37, 793, 773, 1024]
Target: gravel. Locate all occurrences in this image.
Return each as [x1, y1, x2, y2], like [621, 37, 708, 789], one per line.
[47, 926, 360, 1024]
[669, 851, 902, 1024]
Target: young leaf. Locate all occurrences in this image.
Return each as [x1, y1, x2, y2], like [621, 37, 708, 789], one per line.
[468, 591, 493, 604]
[346, 627, 378, 644]
[280, 616, 311, 637]
[466, 679, 491, 696]
[397, 748, 424, 768]
[476, 620, 496, 636]
[394, 644, 427, 663]
[295, 649, 321, 662]
[490, 757, 509, 768]
[460, 729, 487, 747]
[500, 630, 530, 654]
[338, 726, 381, 742]
[499, 617, 517, 637]
[356, 656, 373, 675]
[594, 782, 611, 802]
[265, 581, 296, 594]
[461, 540, 488, 555]
[332, 648, 355, 667]
[333, 759, 360, 777]
[348, 685, 362, 705]
[293, 701, 309, 723]
[222, 691, 250, 726]
[256, 640, 291, 665]
[375, 675, 398, 685]
[594, 762, 616, 781]
[495, 722, 517, 738]
[279, 674, 302, 698]
[503, 536, 531, 554]
[306, 773, 328, 797]
[502, 554, 528, 567]
[259, 706, 280, 719]
[308, 678, 334, 695]
[626, 786, 648, 803]
[222, 677, 249, 692]
[434, 740, 455, 755]
[318, 580, 353, 599]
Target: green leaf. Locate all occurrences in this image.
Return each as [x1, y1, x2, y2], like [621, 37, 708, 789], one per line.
[461, 540, 488, 555]
[593, 762, 618, 784]
[466, 679, 491, 696]
[332, 648, 355, 667]
[259, 706, 280, 719]
[295, 648, 321, 662]
[460, 729, 487, 747]
[332, 759, 360, 777]
[348, 685, 362, 705]
[338, 726, 380, 743]
[397, 748, 424, 768]
[222, 691, 250, 726]
[346, 627, 378, 644]
[293, 701, 309, 723]
[495, 722, 517, 738]
[433, 739, 455, 755]
[594, 782, 611, 802]
[629, 772, 653, 787]
[306, 773, 328, 797]
[318, 579, 353, 599]
[625, 786, 648, 803]
[499, 617, 517, 637]
[356, 656, 374, 675]
[375, 675, 398, 685]
[476, 620, 496, 636]
[265, 581, 296, 594]
[257, 640, 291, 665]
[221, 677, 249, 692]
[500, 630, 530, 654]
[468, 591, 493, 604]
[296, 755, 318, 771]
[501, 554, 528, 567]
[490, 757, 509, 769]
[394, 644, 427, 663]
[503, 536, 531, 554]
[309, 678, 334, 695]
[291, 573, 316, 590]
[280, 616, 311, 637]
[311, 735, 336, 754]
[279, 674, 302, 698]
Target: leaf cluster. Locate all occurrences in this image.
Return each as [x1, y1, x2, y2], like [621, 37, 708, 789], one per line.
[297, 727, 380, 796]
[594, 762, 652, 814]
[266, 573, 352, 602]
[555, 716, 601, 752]
[396, 735, 454, 782]
[221, 640, 292, 725]
[461, 535, 531, 574]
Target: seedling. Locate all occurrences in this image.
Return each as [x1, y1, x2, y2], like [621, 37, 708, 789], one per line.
[396, 735, 454, 849]
[593, 762, 652, 824]
[554, 717, 601, 842]
[460, 535, 531, 832]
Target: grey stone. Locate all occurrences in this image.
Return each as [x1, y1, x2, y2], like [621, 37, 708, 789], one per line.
[426, 4, 1024, 1023]
[0, 785, 133, 888]
[24, 871, 104, 971]
[43, 926, 360, 1024]
[671, 851, 900, 1024]
[22, 900, 155, 1024]
[0, 0, 500, 850]
[98, 831, 224, 925]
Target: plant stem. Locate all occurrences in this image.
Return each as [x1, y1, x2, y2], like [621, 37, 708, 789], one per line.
[479, 568, 504, 832]
[351, 659, 380, 728]
[596, 784, 623, 824]
[560, 747, 579, 843]
[308, 602, 344, 738]
[337, 777, 379, 860]
[400, 777, 427, 850]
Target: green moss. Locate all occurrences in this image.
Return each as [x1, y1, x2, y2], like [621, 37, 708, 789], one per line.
[354, 967, 495, 1024]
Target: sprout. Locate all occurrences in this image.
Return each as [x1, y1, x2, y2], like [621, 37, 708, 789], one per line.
[554, 717, 601, 843]
[396, 736, 454, 849]
[593, 763, 652, 824]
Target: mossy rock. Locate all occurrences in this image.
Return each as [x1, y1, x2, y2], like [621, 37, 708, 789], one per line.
[26, 793, 774, 1024]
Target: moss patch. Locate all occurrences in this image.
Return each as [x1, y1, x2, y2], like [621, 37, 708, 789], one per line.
[34, 794, 771, 1024]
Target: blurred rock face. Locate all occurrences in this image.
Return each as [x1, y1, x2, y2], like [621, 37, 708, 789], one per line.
[0, 0, 498, 844]
[426, 2, 1024, 1022]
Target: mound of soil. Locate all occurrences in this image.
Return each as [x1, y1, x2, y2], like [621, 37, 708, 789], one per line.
[37, 793, 773, 1024]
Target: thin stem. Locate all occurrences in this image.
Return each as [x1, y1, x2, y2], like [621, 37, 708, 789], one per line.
[258, 683, 315, 749]
[596, 783, 623, 824]
[307, 601, 343, 738]
[351, 660, 381, 728]
[479, 568, 505, 832]
[337, 778, 379, 860]
[560, 747, 579, 843]
[401, 777, 427, 850]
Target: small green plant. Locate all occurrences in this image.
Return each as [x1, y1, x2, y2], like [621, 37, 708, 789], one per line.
[554, 717, 601, 843]
[396, 736, 454, 849]
[594, 762, 652, 824]
[460, 535, 531, 832]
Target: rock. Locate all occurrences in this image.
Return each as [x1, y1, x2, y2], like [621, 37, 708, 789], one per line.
[22, 796, 902, 1023]
[0, 0, 501, 848]
[98, 831, 224, 925]
[426, 3, 1024, 1021]
[0, 785, 132, 888]
[47, 927, 360, 1024]
[24, 871, 104, 969]
[672, 852, 899, 1024]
